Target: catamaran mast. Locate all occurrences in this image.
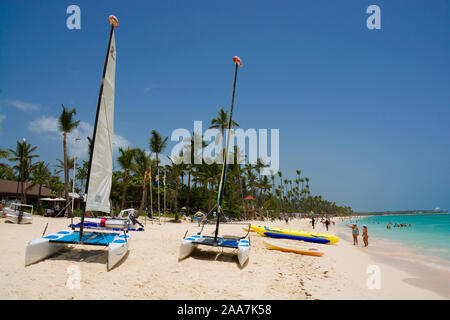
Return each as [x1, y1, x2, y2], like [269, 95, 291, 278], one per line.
[79, 15, 118, 241]
[214, 56, 242, 243]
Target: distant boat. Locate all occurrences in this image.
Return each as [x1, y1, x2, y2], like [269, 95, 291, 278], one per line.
[25, 15, 132, 270]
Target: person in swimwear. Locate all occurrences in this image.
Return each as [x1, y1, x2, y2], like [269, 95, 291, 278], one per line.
[362, 225, 369, 247]
[346, 224, 359, 245]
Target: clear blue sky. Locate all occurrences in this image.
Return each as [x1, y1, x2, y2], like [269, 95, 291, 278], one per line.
[1, 0, 449, 212]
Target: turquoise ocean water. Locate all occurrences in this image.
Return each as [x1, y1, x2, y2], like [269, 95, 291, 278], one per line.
[341, 214, 450, 262]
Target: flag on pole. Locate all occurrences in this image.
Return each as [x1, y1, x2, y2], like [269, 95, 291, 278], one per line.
[147, 168, 152, 183]
[154, 174, 159, 187]
[163, 172, 166, 186]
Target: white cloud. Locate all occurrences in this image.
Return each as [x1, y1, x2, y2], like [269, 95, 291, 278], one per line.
[8, 99, 40, 111]
[27, 116, 131, 159]
[28, 116, 59, 133]
[114, 134, 132, 151]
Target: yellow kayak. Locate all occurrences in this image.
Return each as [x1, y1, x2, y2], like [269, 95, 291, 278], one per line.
[263, 239, 324, 257]
[250, 225, 339, 244]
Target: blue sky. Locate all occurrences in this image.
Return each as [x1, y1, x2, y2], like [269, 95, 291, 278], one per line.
[0, 0, 449, 212]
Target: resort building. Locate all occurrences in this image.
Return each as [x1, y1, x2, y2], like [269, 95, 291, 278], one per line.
[0, 179, 52, 204]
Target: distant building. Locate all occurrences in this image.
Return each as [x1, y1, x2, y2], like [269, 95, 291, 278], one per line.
[0, 179, 51, 204]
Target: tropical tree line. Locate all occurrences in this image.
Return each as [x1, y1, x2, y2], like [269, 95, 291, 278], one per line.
[0, 106, 353, 218]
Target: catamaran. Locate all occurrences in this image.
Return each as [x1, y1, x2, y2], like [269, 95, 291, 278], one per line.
[179, 56, 251, 267]
[25, 15, 131, 270]
[3, 203, 33, 224]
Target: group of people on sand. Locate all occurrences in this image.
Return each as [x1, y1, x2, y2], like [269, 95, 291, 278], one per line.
[276, 214, 291, 224]
[310, 216, 334, 231]
[346, 224, 369, 247]
[43, 204, 65, 217]
[386, 222, 411, 229]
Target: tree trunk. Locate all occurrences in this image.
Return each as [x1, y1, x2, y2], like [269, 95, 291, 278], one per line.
[150, 181, 153, 214]
[174, 178, 179, 221]
[239, 175, 245, 219]
[16, 177, 20, 199]
[37, 184, 42, 209]
[21, 180, 25, 203]
[121, 173, 128, 210]
[138, 180, 146, 217]
[63, 133, 72, 217]
[186, 166, 191, 215]
[156, 153, 160, 214]
[207, 183, 213, 212]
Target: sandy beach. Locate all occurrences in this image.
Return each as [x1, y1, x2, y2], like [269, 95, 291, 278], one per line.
[0, 216, 447, 300]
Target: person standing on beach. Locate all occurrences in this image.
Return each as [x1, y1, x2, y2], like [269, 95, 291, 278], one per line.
[285, 214, 289, 224]
[311, 217, 315, 229]
[325, 218, 330, 231]
[347, 224, 359, 245]
[362, 225, 369, 247]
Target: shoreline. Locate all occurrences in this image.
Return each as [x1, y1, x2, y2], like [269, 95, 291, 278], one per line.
[334, 222, 450, 299]
[0, 216, 447, 300]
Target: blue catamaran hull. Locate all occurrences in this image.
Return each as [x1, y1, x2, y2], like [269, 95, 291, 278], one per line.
[179, 234, 250, 266]
[25, 229, 130, 270]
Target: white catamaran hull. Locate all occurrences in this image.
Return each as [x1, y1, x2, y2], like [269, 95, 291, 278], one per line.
[179, 234, 201, 261]
[108, 234, 130, 270]
[25, 230, 74, 266]
[237, 239, 250, 266]
[3, 204, 33, 224]
[25, 230, 130, 270]
[179, 235, 250, 267]
[5, 212, 33, 224]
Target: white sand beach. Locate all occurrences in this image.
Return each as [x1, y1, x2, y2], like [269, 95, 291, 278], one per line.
[0, 216, 446, 300]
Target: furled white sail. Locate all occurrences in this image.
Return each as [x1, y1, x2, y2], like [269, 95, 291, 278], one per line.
[86, 31, 116, 213]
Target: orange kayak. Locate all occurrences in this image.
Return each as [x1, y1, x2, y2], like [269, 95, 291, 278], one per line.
[263, 239, 324, 257]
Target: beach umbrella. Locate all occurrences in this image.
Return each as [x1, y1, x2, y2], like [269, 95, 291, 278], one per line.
[245, 195, 255, 205]
[194, 211, 205, 217]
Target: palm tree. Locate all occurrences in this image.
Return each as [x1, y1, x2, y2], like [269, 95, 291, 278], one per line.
[167, 155, 186, 221]
[197, 161, 221, 211]
[209, 107, 240, 139]
[230, 145, 246, 215]
[58, 104, 80, 217]
[0, 149, 14, 179]
[258, 175, 272, 219]
[183, 132, 206, 215]
[8, 139, 39, 202]
[117, 147, 135, 210]
[76, 160, 89, 191]
[132, 148, 152, 216]
[86, 136, 93, 159]
[28, 161, 51, 209]
[54, 157, 75, 175]
[149, 130, 168, 214]
[0, 149, 9, 164]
